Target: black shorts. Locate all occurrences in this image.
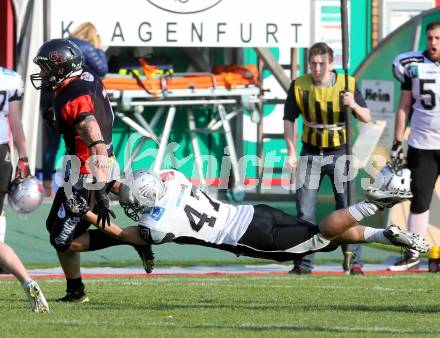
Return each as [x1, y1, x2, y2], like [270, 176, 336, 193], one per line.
[407, 146, 440, 213]
[46, 187, 92, 252]
[0, 144, 12, 214]
[46, 178, 116, 251]
[174, 204, 338, 262]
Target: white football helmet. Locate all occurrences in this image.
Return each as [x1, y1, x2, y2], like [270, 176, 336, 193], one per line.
[128, 170, 165, 209]
[8, 176, 44, 214]
[372, 164, 411, 194]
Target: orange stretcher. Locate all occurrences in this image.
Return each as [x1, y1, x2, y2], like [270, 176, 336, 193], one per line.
[102, 65, 259, 96]
[104, 65, 261, 200]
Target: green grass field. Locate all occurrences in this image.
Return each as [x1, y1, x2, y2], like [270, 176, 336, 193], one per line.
[2, 273, 440, 337]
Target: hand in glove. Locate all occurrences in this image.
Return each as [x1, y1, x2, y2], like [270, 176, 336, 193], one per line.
[390, 140, 404, 164]
[95, 188, 116, 227]
[15, 157, 31, 179]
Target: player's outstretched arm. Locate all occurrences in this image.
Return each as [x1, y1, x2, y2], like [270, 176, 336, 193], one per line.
[84, 210, 147, 245]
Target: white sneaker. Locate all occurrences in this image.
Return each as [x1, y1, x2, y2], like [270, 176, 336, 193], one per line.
[23, 280, 49, 313]
[384, 224, 429, 253]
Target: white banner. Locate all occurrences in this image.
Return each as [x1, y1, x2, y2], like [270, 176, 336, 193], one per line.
[49, 0, 311, 47]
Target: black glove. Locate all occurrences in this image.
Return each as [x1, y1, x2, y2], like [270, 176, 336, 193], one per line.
[390, 140, 404, 164]
[95, 188, 116, 227]
[66, 192, 90, 218]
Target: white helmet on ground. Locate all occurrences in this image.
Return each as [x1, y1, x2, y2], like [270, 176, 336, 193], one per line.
[8, 176, 44, 214]
[129, 170, 166, 209]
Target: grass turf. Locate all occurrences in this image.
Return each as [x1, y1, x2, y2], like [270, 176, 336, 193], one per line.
[2, 273, 440, 337]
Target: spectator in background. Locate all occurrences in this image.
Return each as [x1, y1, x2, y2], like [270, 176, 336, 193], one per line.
[283, 42, 371, 275]
[68, 22, 108, 77]
[41, 22, 108, 197]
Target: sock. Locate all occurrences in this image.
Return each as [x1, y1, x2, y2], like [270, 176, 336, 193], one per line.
[406, 211, 429, 257]
[347, 200, 379, 222]
[0, 213, 6, 242]
[66, 278, 84, 293]
[408, 211, 429, 235]
[363, 227, 391, 244]
[22, 279, 33, 289]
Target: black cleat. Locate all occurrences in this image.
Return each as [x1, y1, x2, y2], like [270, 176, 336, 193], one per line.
[135, 245, 155, 273]
[288, 264, 312, 275]
[57, 289, 89, 303]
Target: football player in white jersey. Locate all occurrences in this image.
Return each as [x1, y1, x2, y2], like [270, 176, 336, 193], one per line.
[0, 67, 48, 313]
[65, 169, 428, 266]
[0, 67, 31, 243]
[389, 21, 440, 271]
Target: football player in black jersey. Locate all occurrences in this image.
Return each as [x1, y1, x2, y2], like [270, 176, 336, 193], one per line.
[31, 39, 153, 303]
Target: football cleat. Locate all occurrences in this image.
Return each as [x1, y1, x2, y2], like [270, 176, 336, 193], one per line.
[384, 224, 429, 253]
[135, 245, 155, 273]
[23, 280, 49, 313]
[364, 188, 412, 209]
[57, 288, 89, 303]
[388, 252, 421, 271]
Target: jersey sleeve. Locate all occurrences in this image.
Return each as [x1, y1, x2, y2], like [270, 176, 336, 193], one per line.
[1, 69, 24, 102]
[392, 54, 407, 84]
[60, 95, 95, 125]
[283, 80, 301, 122]
[353, 82, 367, 108]
[392, 52, 423, 90]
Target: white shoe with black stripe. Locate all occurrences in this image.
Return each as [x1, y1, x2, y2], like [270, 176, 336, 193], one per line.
[384, 225, 429, 253]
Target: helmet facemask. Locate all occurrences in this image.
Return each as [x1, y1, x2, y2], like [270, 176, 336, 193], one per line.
[30, 39, 83, 90]
[120, 170, 166, 221]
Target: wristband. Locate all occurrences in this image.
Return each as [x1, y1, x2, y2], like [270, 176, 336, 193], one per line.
[88, 140, 106, 148]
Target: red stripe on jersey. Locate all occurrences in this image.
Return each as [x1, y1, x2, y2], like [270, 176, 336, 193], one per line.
[60, 94, 95, 125]
[160, 171, 175, 181]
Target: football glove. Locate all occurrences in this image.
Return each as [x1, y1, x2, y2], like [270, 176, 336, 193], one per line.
[65, 192, 90, 218]
[95, 188, 116, 227]
[390, 140, 404, 166]
[15, 157, 31, 179]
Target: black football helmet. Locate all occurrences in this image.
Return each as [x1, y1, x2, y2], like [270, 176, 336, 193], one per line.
[30, 38, 83, 90]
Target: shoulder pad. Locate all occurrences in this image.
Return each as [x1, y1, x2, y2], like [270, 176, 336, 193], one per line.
[392, 51, 424, 83]
[0, 67, 24, 97]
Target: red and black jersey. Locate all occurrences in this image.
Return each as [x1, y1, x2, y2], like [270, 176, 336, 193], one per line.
[53, 70, 114, 174]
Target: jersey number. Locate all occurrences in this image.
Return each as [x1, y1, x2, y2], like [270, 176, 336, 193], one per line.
[184, 187, 219, 232]
[184, 205, 216, 232]
[420, 79, 436, 110]
[0, 91, 6, 111]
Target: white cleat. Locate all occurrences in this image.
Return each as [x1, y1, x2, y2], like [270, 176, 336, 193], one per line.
[365, 188, 412, 210]
[384, 224, 429, 253]
[23, 280, 49, 313]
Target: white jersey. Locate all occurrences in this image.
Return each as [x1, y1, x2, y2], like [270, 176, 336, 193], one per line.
[0, 67, 24, 145]
[393, 51, 440, 149]
[138, 170, 254, 246]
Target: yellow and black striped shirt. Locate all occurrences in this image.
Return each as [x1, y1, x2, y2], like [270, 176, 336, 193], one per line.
[283, 72, 365, 149]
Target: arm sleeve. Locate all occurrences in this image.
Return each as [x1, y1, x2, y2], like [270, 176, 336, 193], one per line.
[60, 95, 95, 125]
[283, 80, 301, 122]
